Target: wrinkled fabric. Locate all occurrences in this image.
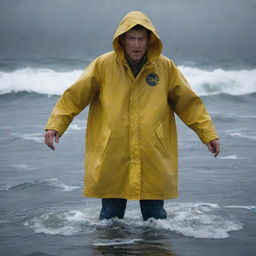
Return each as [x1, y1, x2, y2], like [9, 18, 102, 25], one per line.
[45, 11, 218, 200]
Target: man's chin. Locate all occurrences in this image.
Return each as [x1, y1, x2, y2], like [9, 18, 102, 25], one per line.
[130, 56, 143, 64]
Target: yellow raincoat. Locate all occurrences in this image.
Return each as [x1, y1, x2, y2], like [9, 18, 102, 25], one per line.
[45, 11, 218, 200]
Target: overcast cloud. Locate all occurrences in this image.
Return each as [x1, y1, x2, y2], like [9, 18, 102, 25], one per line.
[0, 0, 256, 61]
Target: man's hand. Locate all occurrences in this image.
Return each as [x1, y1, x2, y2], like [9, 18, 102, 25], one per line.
[44, 129, 60, 150]
[207, 139, 220, 157]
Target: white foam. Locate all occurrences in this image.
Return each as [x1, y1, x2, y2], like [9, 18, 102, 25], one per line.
[25, 202, 242, 239]
[94, 239, 142, 246]
[229, 132, 256, 141]
[0, 125, 15, 129]
[224, 205, 256, 212]
[240, 115, 256, 119]
[0, 68, 82, 95]
[219, 155, 238, 160]
[0, 184, 11, 191]
[8, 164, 38, 170]
[1, 66, 256, 96]
[24, 209, 91, 236]
[225, 128, 256, 141]
[141, 203, 242, 239]
[47, 178, 80, 192]
[69, 124, 83, 131]
[9, 179, 80, 192]
[11, 132, 44, 143]
[180, 66, 256, 96]
[25, 215, 77, 236]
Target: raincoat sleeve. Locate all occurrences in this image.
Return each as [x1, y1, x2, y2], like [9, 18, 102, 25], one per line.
[45, 58, 100, 135]
[168, 62, 218, 144]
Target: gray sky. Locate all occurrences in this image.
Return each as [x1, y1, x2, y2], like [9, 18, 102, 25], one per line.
[0, 0, 256, 62]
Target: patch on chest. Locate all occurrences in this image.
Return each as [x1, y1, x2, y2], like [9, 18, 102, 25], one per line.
[146, 73, 159, 86]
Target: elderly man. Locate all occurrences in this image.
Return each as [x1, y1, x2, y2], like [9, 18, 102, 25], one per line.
[45, 11, 220, 221]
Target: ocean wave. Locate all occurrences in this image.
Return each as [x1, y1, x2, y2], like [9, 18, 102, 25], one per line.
[180, 66, 256, 96]
[0, 184, 11, 191]
[0, 66, 256, 96]
[0, 67, 82, 95]
[24, 202, 242, 239]
[0, 220, 9, 224]
[8, 164, 39, 170]
[224, 205, 256, 213]
[24, 209, 91, 236]
[150, 203, 242, 239]
[11, 132, 44, 143]
[22, 253, 55, 256]
[225, 129, 256, 141]
[9, 179, 80, 192]
[94, 239, 142, 246]
[229, 132, 256, 141]
[239, 115, 256, 119]
[212, 113, 256, 122]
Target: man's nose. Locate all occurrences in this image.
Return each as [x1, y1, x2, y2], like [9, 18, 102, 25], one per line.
[134, 39, 140, 47]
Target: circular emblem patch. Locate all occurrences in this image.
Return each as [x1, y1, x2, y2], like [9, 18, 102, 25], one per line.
[146, 73, 159, 86]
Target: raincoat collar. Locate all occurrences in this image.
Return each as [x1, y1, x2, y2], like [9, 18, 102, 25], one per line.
[125, 52, 148, 77]
[113, 11, 163, 64]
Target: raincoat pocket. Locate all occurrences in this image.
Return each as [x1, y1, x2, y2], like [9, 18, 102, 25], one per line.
[96, 127, 112, 157]
[155, 122, 168, 153]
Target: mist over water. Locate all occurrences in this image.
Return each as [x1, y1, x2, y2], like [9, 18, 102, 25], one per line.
[0, 0, 256, 64]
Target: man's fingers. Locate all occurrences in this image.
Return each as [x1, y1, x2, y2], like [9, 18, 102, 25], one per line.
[213, 141, 220, 157]
[207, 143, 213, 153]
[46, 133, 55, 150]
[55, 133, 60, 144]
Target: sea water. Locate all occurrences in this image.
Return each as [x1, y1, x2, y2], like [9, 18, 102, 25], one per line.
[0, 58, 255, 256]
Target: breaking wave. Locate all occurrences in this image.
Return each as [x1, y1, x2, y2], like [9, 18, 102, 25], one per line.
[0, 66, 256, 96]
[179, 66, 256, 96]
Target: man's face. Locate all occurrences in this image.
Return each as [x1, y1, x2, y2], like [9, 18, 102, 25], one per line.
[123, 29, 148, 64]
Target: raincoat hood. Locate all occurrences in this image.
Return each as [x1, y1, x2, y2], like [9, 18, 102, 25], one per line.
[113, 11, 163, 62]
